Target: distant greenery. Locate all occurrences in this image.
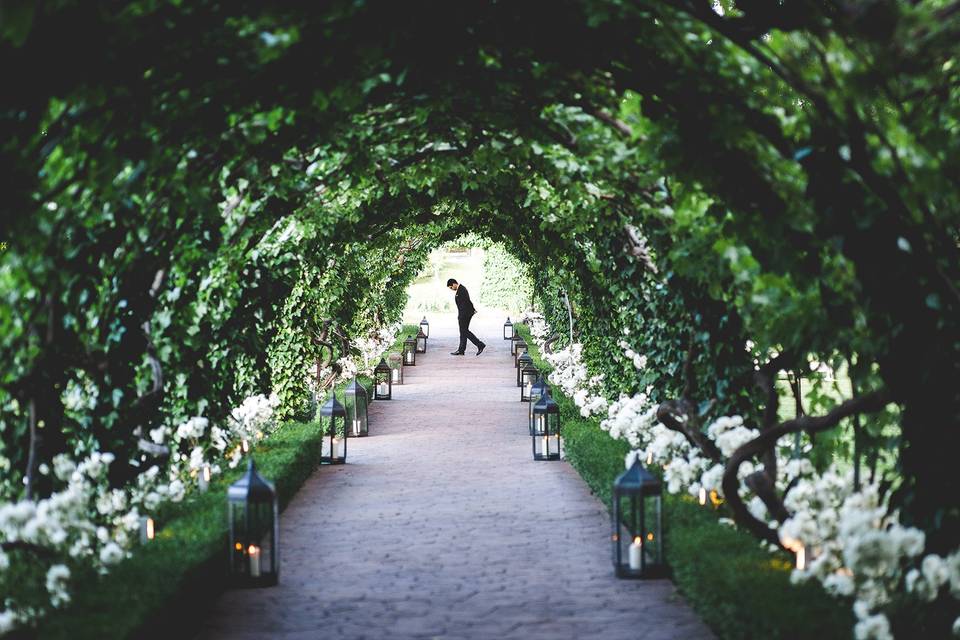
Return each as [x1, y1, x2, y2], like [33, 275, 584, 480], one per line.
[479, 243, 534, 315]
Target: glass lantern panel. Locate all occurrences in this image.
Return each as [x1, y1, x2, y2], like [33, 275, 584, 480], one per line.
[417, 336, 426, 352]
[375, 372, 391, 399]
[612, 491, 663, 577]
[504, 323, 513, 340]
[229, 500, 277, 579]
[532, 413, 561, 460]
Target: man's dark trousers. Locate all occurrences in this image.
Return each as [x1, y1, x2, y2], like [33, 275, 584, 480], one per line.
[458, 313, 482, 353]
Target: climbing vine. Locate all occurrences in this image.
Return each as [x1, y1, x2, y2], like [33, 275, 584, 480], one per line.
[1, 0, 958, 636]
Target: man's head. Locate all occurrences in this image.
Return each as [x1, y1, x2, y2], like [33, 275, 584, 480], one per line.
[446, 278, 459, 291]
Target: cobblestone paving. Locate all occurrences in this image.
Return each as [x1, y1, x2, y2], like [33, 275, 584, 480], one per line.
[196, 314, 714, 640]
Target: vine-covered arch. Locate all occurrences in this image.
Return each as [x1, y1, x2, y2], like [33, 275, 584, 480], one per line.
[2, 0, 959, 635]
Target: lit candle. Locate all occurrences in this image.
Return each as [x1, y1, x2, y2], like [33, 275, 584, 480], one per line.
[796, 544, 806, 570]
[248, 545, 261, 577]
[646, 451, 653, 465]
[140, 516, 155, 544]
[698, 487, 707, 506]
[198, 465, 211, 493]
[629, 536, 642, 570]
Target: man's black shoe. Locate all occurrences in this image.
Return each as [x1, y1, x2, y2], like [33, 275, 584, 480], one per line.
[450, 351, 465, 356]
[476, 343, 486, 356]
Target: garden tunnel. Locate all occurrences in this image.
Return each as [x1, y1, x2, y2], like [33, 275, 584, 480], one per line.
[1, 0, 959, 636]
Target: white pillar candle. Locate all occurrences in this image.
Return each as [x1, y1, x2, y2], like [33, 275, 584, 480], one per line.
[248, 545, 261, 577]
[333, 437, 342, 459]
[353, 419, 362, 436]
[391, 369, 399, 382]
[241, 439, 250, 454]
[699, 487, 707, 506]
[140, 516, 155, 544]
[796, 545, 806, 571]
[198, 465, 211, 493]
[542, 436, 549, 456]
[629, 537, 642, 571]
[377, 382, 389, 396]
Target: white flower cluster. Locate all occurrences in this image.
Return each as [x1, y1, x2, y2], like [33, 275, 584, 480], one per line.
[782, 466, 960, 638]
[0, 451, 143, 630]
[527, 313, 960, 638]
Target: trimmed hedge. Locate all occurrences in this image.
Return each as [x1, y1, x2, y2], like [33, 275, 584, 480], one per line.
[518, 325, 853, 640]
[33, 327, 418, 640]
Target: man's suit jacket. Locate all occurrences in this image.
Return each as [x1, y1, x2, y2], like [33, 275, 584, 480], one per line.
[455, 285, 476, 319]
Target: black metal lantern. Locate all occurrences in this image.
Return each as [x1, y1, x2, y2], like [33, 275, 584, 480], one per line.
[415, 327, 427, 354]
[611, 459, 665, 579]
[420, 316, 430, 339]
[403, 335, 417, 366]
[387, 352, 404, 385]
[228, 459, 279, 587]
[319, 395, 347, 464]
[344, 378, 369, 436]
[516, 352, 534, 387]
[510, 333, 522, 356]
[374, 357, 393, 400]
[503, 317, 514, 340]
[528, 376, 548, 435]
[514, 338, 529, 367]
[531, 390, 561, 461]
[520, 363, 539, 401]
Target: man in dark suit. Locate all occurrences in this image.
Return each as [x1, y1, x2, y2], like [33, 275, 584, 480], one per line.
[447, 278, 486, 356]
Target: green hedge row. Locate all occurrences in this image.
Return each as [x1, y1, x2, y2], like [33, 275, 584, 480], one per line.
[33, 327, 418, 640]
[517, 325, 853, 640]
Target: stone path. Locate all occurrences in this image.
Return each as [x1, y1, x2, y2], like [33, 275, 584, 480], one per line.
[196, 314, 714, 640]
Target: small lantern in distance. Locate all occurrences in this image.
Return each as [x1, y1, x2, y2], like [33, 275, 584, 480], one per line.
[611, 458, 665, 579]
[516, 351, 534, 387]
[528, 375, 548, 435]
[503, 317, 514, 340]
[374, 357, 393, 400]
[420, 316, 430, 339]
[403, 335, 417, 366]
[388, 352, 404, 385]
[514, 338, 528, 367]
[416, 327, 427, 354]
[319, 395, 347, 464]
[228, 459, 279, 586]
[510, 333, 522, 356]
[531, 390, 561, 461]
[520, 362, 539, 401]
[344, 378, 369, 436]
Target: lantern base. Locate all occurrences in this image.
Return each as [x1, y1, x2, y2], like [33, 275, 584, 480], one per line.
[614, 564, 668, 580]
[232, 573, 279, 588]
[374, 395, 392, 401]
[532, 452, 562, 461]
[320, 457, 346, 465]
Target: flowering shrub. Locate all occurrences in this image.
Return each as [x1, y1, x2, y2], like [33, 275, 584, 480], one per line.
[521, 316, 960, 638]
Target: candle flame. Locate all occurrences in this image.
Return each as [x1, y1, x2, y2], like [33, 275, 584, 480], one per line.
[248, 544, 260, 556]
[633, 536, 643, 545]
[647, 532, 654, 541]
[235, 542, 243, 551]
